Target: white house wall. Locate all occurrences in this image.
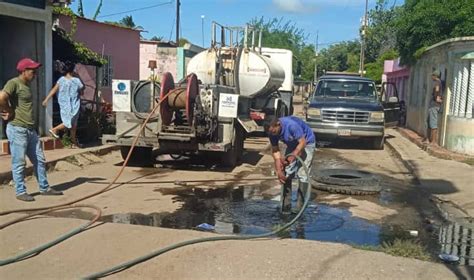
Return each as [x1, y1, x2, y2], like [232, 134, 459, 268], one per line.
[406, 37, 474, 154]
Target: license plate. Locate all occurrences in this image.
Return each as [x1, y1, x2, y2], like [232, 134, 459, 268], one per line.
[337, 129, 351, 136]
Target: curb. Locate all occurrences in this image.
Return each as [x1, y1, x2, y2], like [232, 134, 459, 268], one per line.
[0, 145, 119, 185]
[396, 128, 473, 162]
[385, 138, 471, 218]
[384, 139, 420, 185]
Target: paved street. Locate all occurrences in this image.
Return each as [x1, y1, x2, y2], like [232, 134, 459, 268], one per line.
[1, 128, 472, 279]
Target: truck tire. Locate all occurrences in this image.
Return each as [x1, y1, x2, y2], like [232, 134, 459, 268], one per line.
[372, 136, 384, 150]
[221, 124, 245, 167]
[276, 102, 288, 118]
[310, 169, 381, 195]
[120, 146, 153, 165]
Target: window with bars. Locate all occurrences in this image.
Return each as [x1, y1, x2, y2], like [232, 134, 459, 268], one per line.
[101, 55, 113, 87]
[450, 60, 473, 119]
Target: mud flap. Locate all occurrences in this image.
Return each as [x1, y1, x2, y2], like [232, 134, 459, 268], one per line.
[237, 117, 258, 133]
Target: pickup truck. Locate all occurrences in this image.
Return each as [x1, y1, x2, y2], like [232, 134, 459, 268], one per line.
[305, 74, 400, 149]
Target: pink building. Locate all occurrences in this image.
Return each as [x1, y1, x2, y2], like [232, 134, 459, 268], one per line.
[140, 40, 178, 80]
[383, 58, 410, 102]
[57, 15, 140, 103]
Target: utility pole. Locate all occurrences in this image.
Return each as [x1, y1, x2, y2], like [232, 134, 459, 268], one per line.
[359, 0, 368, 77]
[176, 0, 180, 45]
[201, 15, 205, 47]
[313, 30, 319, 83]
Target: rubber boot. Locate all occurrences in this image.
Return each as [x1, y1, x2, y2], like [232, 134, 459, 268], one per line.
[280, 179, 292, 214]
[295, 180, 308, 212]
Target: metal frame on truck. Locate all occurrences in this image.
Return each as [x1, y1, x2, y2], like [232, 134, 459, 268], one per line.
[103, 22, 294, 166]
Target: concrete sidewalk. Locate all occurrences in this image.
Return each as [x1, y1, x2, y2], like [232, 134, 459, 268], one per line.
[385, 128, 474, 217]
[0, 144, 118, 184]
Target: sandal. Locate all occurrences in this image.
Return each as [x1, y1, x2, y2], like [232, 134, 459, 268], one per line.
[49, 129, 59, 139]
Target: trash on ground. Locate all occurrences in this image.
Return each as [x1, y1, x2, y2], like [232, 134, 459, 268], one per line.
[196, 223, 215, 231]
[438, 253, 460, 263]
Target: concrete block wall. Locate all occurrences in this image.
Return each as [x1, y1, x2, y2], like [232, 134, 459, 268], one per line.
[405, 37, 474, 154]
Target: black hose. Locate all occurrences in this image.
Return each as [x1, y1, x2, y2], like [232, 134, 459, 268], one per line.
[83, 153, 311, 279]
[0, 205, 102, 266]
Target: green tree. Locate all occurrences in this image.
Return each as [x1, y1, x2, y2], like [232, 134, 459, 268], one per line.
[396, 0, 474, 64]
[77, 0, 84, 17]
[248, 17, 315, 80]
[150, 36, 163, 42]
[365, 0, 400, 64]
[92, 0, 103, 20]
[365, 49, 398, 83]
[316, 40, 360, 76]
[178, 38, 190, 47]
[118, 15, 143, 30]
[76, 0, 103, 20]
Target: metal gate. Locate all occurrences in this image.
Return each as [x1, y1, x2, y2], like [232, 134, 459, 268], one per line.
[450, 60, 473, 118]
[439, 219, 474, 266]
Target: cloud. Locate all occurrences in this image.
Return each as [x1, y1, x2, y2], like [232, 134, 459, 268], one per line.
[272, 0, 318, 14]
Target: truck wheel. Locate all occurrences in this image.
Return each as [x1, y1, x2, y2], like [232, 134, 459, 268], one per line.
[311, 168, 382, 195]
[276, 102, 288, 118]
[372, 136, 384, 150]
[120, 146, 153, 165]
[221, 125, 245, 167]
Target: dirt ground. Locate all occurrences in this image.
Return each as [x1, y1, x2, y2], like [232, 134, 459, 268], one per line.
[0, 96, 470, 279]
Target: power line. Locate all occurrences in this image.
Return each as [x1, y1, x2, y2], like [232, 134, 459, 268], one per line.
[97, 1, 172, 18]
[169, 16, 175, 41]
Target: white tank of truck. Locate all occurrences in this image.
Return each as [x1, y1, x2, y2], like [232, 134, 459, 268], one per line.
[186, 48, 285, 98]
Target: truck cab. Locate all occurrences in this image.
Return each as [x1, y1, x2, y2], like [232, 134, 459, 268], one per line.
[305, 74, 400, 149]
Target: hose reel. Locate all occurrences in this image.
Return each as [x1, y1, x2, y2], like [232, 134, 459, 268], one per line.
[159, 72, 199, 126]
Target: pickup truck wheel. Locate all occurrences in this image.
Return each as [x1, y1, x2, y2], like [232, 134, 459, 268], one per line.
[372, 136, 384, 150]
[120, 146, 153, 166]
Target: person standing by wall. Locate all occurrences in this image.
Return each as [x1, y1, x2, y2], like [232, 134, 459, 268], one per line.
[0, 58, 63, 201]
[42, 61, 84, 148]
[426, 70, 443, 145]
[267, 116, 316, 213]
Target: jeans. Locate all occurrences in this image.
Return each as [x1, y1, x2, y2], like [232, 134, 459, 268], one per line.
[6, 123, 50, 196]
[284, 143, 316, 183]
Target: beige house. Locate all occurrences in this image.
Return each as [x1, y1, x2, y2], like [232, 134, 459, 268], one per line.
[139, 41, 204, 82]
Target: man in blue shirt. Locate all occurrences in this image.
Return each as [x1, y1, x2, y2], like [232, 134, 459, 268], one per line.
[267, 116, 316, 213]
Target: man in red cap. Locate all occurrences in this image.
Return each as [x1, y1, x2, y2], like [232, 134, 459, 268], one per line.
[0, 58, 63, 201]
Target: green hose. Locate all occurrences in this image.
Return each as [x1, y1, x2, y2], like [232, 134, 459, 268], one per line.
[0, 205, 102, 266]
[84, 154, 312, 279]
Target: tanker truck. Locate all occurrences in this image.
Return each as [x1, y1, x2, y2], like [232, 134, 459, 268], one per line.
[102, 22, 294, 167]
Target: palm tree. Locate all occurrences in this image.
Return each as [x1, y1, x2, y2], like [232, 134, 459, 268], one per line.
[77, 0, 103, 20]
[150, 36, 163, 42]
[118, 15, 143, 30]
